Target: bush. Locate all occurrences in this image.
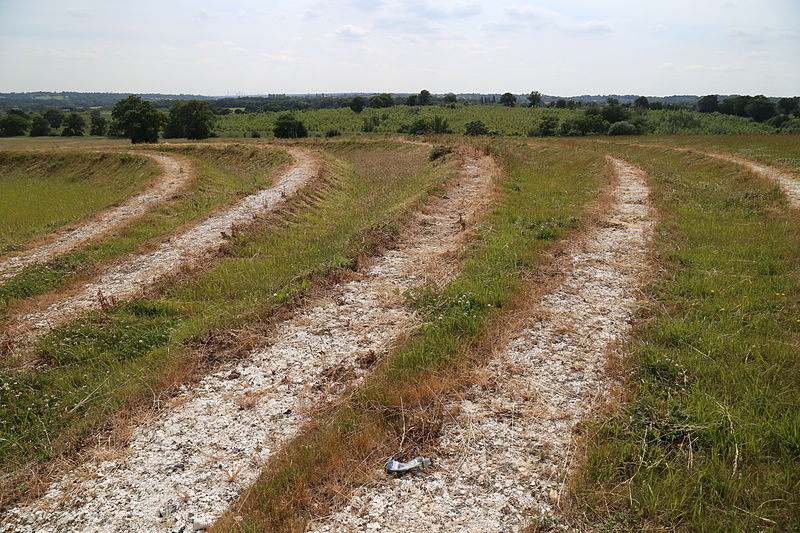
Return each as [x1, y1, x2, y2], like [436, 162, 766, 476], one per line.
[429, 145, 451, 161]
[464, 120, 489, 136]
[273, 114, 308, 138]
[250, 130, 261, 138]
[29, 115, 51, 137]
[607, 121, 637, 136]
[325, 129, 341, 137]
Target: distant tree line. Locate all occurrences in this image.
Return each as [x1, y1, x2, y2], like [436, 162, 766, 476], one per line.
[697, 94, 799, 124]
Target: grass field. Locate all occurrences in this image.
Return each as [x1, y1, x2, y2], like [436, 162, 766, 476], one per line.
[0, 139, 452, 508]
[1, 134, 799, 531]
[0, 151, 159, 252]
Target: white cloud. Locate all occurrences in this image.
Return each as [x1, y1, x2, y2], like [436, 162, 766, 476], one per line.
[334, 24, 369, 40]
[565, 19, 615, 33]
[65, 7, 93, 17]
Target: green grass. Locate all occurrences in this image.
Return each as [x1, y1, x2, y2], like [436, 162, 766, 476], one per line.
[0, 144, 288, 318]
[572, 144, 800, 530]
[212, 141, 609, 531]
[215, 106, 772, 138]
[0, 151, 159, 252]
[0, 140, 450, 507]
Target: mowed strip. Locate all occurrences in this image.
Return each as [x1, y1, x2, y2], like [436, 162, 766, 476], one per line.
[3, 148, 317, 348]
[0, 152, 194, 282]
[308, 157, 653, 532]
[1, 149, 498, 532]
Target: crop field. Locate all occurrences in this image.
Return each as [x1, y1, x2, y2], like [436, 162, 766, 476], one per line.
[0, 133, 798, 532]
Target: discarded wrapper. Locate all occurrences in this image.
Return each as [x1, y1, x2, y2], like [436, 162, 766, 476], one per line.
[385, 456, 431, 474]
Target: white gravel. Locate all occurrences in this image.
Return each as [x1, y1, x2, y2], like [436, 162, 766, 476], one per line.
[0, 151, 498, 533]
[0, 152, 194, 283]
[307, 157, 654, 533]
[4, 148, 317, 347]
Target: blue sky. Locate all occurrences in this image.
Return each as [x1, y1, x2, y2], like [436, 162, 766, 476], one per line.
[1, 0, 798, 96]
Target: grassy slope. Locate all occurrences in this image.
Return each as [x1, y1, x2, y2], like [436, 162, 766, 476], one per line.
[0, 140, 449, 508]
[213, 141, 609, 532]
[571, 142, 800, 530]
[0, 151, 159, 252]
[0, 144, 288, 318]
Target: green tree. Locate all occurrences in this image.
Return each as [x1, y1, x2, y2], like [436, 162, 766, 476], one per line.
[0, 112, 31, 136]
[745, 95, 776, 122]
[29, 115, 51, 136]
[607, 121, 637, 135]
[349, 96, 365, 113]
[368, 93, 394, 108]
[633, 96, 650, 109]
[164, 100, 215, 139]
[405, 94, 418, 106]
[499, 92, 516, 107]
[777, 97, 799, 116]
[43, 108, 65, 129]
[111, 95, 163, 144]
[61, 112, 86, 136]
[418, 89, 432, 106]
[601, 104, 630, 124]
[606, 97, 619, 106]
[527, 91, 543, 107]
[537, 116, 558, 136]
[443, 93, 457, 104]
[697, 95, 719, 113]
[90, 110, 108, 136]
[464, 120, 489, 135]
[273, 114, 308, 138]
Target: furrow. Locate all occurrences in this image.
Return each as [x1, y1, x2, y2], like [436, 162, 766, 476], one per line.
[0, 150, 498, 533]
[307, 157, 653, 532]
[0, 152, 194, 282]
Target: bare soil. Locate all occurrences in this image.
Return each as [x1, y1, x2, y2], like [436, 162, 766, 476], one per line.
[0, 149, 500, 533]
[306, 157, 654, 532]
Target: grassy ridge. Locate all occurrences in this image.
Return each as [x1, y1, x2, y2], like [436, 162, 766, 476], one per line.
[0, 140, 449, 507]
[0, 144, 288, 318]
[213, 142, 609, 531]
[572, 144, 800, 530]
[215, 106, 772, 137]
[0, 151, 159, 252]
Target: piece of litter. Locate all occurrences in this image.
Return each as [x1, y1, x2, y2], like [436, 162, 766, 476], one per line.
[385, 457, 431, 474]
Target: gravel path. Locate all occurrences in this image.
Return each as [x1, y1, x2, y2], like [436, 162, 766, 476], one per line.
[0, 152, 194, 283]
[700, 151, 800, 208]
[307, 157, 654, 533]
[0, 150, 498, 533]
[3, 148, 317, 349]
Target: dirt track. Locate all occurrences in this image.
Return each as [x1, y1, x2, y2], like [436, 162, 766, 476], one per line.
[1, 149, 499, 533]
[3, 148, 318, 351]
[700, 151, 800, 208]
[0, 152, 194, 282]
[308, 157, 653, 532]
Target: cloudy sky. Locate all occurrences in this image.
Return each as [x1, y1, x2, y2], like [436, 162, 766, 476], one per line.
[1, 0, 798, 96]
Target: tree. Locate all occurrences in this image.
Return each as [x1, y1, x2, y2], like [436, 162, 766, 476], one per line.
[606, 97, 619, 106]
[368, 93, 394, 108]
[777, 97, 799, 116]
[0, 113, 31, 136]
[537, 116, 558, 136]
[164, 100, 215, 139]
[273, 114, 308, 138]
[527, 91, 543, 107]
[601, 104, 630, 124]
[499, 92, 516, 107]
[745, 95, 776, 122]
[61, 112, 86, 136]
[405, 94, 418, 106]
[29, 115, 51, 136]
[418, 89, 431, 106]
[464, 120, 489, 135]
[633, 96, 649, 109]
[697, 95, 719, 113]
[444, 93, 457, 105]
[607, 121, 637, 135]
[90, 110, 108, 136]
[43, 108, 65, 129]
[111, 95, 163, 143]
[349, 96, 365, 113]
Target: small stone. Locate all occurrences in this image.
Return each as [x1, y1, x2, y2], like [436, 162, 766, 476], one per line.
[193, 520, 210, 531]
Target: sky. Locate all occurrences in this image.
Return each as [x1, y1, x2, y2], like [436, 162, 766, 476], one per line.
[0, 0, 798, 96]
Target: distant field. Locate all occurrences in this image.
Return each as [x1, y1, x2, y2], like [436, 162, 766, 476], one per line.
[215, 105, 773, 137]
[0, 151, 158, 252]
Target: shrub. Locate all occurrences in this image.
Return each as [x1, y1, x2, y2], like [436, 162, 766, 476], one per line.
[273, 114, 308, 138]
[29, 115, 51, 137]
[429, 145, 451, 161]
[250, 130, 260, 138]
[325, 129, 341, 137]
[464, 120, 489, 136]
[607, 121, 637, 135]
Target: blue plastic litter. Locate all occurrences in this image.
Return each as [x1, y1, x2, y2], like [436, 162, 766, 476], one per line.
[385, 456, 431, 474]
